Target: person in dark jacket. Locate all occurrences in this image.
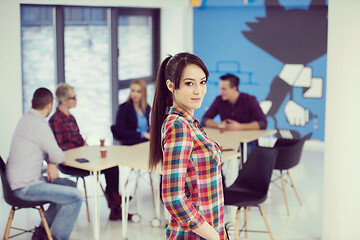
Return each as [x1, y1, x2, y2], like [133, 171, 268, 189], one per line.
[114, 79, 151, 145]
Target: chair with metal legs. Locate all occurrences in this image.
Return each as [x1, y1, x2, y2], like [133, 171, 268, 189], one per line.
[224, 147, 278, 240]
[0, 155, 53, 240]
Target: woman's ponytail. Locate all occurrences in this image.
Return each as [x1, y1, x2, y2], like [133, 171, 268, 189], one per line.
[149, 56, 172, 170]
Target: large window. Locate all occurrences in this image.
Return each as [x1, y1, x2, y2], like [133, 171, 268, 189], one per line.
[20, 5, 160, 145]
[21, 6, 56, 113]
[118, 15, 152, 81]
[64, 7, 110, 144]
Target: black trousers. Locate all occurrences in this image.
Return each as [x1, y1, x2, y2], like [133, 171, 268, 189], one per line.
[103, 166, 119, 194]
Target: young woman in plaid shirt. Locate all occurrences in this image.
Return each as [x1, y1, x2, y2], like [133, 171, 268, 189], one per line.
[149, 53, 226, 240]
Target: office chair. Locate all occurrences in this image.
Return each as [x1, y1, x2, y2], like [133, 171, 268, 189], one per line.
[224, 147, 278, 240]
[0, 155, 53, 240]
[110, 125, 121, 145]
[271, 132, 312, 215]
[110, 125, 117, 139]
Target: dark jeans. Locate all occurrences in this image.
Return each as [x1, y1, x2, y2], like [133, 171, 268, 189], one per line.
[14, 178, 83, 240]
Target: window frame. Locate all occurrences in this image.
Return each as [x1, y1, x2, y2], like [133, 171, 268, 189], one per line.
[20, 4, 160, 123]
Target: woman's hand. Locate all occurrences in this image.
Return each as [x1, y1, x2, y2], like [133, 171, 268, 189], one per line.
[193, 221, 220, 240]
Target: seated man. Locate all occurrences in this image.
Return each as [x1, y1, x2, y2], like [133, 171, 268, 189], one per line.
[201, 74, 267, 181]
[201, 74, 267, 131]
[6, 88, 83, 240]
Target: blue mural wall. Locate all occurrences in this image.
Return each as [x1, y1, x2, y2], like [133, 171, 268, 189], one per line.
[193, 0, 328, 141]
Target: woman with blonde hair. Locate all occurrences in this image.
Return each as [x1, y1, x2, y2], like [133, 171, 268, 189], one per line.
[149, 53, 226, 240]
[114, 79, 151, 145]
[49, 82, 125, 221]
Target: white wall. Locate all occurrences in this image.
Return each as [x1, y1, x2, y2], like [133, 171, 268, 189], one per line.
[322, 0, 360, 238]
[0, 0, 22, 160]
[0, 0, 193, 159]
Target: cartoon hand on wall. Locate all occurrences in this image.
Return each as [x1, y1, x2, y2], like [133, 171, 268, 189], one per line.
[260, 64, 323, 129]
[241, 0, 327, 135]
[279, 64, 323, 98]
[284, 100, 309, 127]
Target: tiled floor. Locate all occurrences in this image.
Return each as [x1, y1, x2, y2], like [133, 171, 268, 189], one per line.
[0, 147, 323, 240]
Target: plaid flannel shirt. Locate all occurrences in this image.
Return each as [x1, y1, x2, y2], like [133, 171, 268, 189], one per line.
[162, 106, 226, 240]
[49, 108, 85, 151]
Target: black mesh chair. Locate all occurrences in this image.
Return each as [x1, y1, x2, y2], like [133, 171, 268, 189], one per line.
[110, 125, 120, 145]
[271, 132, 312, 215]
[0, 155, 53, 240]
[110, 125, 117, 139]
[224, 147, 278, 240]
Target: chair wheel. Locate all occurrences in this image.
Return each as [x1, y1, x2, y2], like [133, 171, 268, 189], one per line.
[131, 214, 141, 223]
[150, 218, 161, 227]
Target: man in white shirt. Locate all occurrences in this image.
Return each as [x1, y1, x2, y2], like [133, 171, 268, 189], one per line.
[6, 88, 83, 240]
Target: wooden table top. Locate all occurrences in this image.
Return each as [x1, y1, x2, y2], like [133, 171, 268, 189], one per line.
[64, 129, 276, 174]
[64, 141, 241, 175]
[203, 127, 277, 149]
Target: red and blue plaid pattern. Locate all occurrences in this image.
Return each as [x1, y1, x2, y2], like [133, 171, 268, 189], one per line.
[162, 107, 226, 240]
[49, 108, 85, 150]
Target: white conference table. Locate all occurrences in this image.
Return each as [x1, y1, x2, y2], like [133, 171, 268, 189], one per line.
[64, 142, 241, 240]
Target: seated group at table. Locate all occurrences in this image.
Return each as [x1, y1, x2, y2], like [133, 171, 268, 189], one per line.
[5, 79, 152, 240]
[5, 54, 266, 240]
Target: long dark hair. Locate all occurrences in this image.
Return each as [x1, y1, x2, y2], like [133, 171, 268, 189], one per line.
[149, 52, 209, 170]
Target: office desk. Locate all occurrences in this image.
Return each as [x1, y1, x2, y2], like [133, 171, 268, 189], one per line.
[64, 143, 240, 240]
